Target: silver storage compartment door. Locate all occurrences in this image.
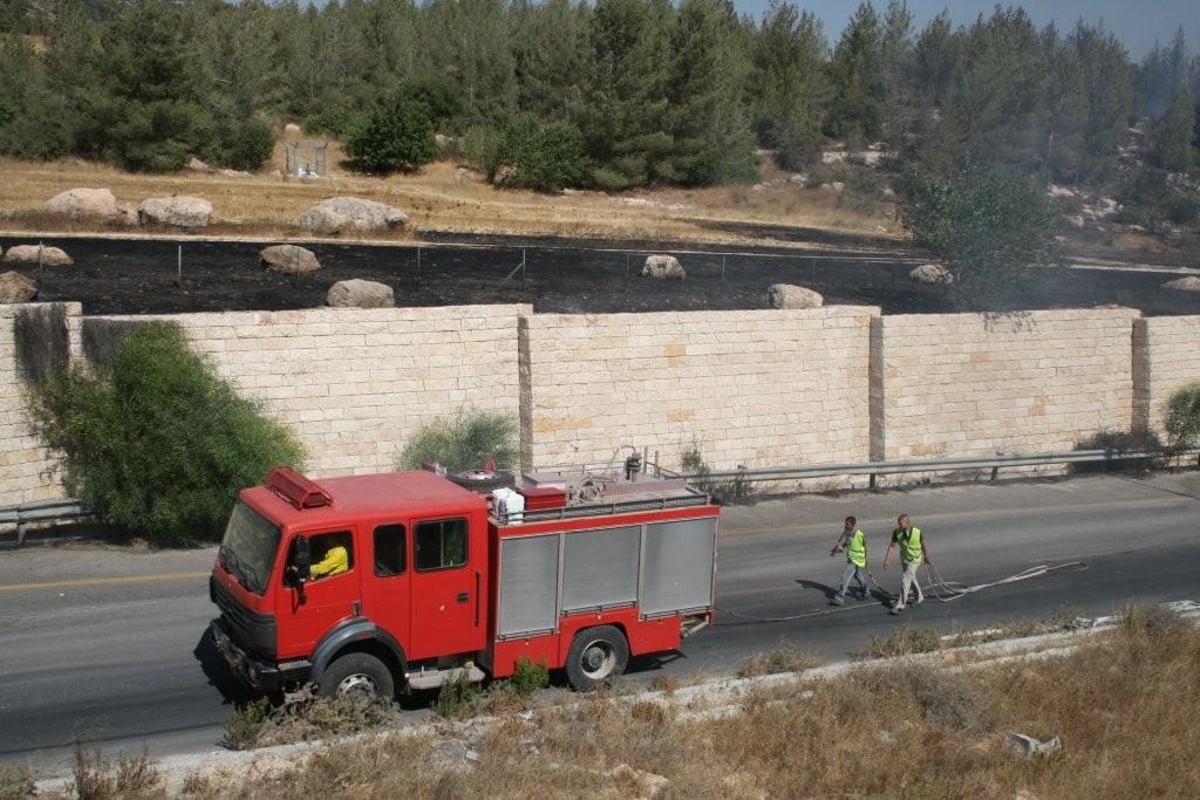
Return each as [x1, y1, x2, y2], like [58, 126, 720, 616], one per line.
[562, 526, 640, 612]
[641, 517, 717, 616]
[498, 534, 560, 637]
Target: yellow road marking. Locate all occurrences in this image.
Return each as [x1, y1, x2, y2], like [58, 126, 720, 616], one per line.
[0, 571, 210, 592]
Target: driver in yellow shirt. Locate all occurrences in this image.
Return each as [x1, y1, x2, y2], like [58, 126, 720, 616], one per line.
[310, 542, 348, 579]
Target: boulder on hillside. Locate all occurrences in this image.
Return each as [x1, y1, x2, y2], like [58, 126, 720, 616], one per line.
[642, 254, 686, 280]
[138, 195, 213, 228]
[186, 157, 210, 172]
[45, 188, 119, 220]
[3, 244, 73, 266]
[767, 283, 823, 309]
[300, 197, 408, 235]
[261, 244, 321, 274]
[909, 263, 955, 284]
[326, 279, 395, 308]
[1164, 276, 1200, 292]
[284, 122, 302, 136]
[0, 271, 37, 303]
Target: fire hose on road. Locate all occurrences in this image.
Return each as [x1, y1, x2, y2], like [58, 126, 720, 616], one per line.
[722, 561, 1090, 624]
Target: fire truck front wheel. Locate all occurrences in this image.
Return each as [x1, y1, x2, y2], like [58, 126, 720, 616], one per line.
[317, 652, 396, 700]
[566, 626, 629, 692]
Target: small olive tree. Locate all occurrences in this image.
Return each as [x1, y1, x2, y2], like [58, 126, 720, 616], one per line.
[26, 322, 304, 546]
[1162, 383, 1200, 454]
[398, 410, 519, 473]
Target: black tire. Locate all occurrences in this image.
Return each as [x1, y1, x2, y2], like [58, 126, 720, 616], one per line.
[317, 652, 395, 700]
[565, 625, 629, 692]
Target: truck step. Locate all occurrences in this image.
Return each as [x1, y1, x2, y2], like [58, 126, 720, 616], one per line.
[407, 664, 487, 691]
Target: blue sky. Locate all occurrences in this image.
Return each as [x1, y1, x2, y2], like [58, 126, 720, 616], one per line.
[730, 1, 1199, 60]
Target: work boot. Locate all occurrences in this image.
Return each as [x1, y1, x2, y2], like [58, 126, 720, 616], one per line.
[890, 600, 904, 615]
[830, 594, 845, 606]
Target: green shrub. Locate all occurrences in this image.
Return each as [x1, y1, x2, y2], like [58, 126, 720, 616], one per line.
[463, 125, 503, 183]
[25, 322, 304, 546]
[1162, 383, 1200, 453]
[433, 670, 484, 719]
[680, 442, 753, 504]
[221, 696, 272, 751]
[398, 409, 519, 473]
[343, 92, 436, 175]
[73, 746, 161, 800]
[497, 115, 590, 192]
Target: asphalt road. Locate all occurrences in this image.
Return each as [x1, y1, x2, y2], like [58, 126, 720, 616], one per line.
[1, 473, 1198, 775]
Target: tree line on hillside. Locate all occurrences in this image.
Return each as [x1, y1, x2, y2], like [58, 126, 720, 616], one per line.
[0, 0, 1198, 196]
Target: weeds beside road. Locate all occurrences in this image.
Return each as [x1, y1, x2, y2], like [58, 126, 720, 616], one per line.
[21, 604, 1197, 800]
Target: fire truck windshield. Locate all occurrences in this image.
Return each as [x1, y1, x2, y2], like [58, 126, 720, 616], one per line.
[219, 501, 280, 596]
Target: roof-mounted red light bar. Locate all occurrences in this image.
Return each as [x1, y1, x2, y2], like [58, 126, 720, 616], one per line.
[266, 466, 333, 509]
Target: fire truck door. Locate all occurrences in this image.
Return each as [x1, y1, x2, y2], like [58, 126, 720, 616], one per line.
[359, 522, 410, 649]
[409, 516, 481, 660]
[278, 528, 360, 658]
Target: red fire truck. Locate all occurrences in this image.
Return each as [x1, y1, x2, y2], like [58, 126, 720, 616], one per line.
[209, 459, 719, 697]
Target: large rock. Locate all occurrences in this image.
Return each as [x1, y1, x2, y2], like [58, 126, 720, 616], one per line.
[642, 254, 686, 280]
[326, 279, 395, 308]
[1163, 276, 1200, 292]
[138, 195, 213, 228]
[3, 244, 73, 266]
[284, 122, 302, 136]
[910, 263, 955, 284]
[261, 245, 320, 274]
[768, 283, 823, 309]
[45, 188, 119, 220]
[0, 271, 37, 303]
[300, 197, 408, 235]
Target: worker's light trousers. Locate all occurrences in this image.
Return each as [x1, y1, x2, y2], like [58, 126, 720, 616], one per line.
[895, 562, 924, 609]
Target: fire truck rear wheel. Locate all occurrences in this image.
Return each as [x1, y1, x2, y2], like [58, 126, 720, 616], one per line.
[318, 652, 395, 700]
[566, 625, 629, 692]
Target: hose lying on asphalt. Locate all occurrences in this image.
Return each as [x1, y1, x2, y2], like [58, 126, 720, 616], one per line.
[722, 561, 1089, 624]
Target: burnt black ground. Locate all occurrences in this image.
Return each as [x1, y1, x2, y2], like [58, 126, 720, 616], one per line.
[2, 232, 1198, 316]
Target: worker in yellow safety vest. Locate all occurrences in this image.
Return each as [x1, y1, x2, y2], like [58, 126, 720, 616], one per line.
[883, 513, 930, 614]
[830, 516, 871, 605]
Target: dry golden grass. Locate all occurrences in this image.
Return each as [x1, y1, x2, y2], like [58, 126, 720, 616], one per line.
[205, 605, 1200, 799]
[0, 146, 895, 247]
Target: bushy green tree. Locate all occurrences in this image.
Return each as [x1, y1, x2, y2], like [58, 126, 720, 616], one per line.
[26, 323, 305, 546]
[1162, 383, 1200, 453]
[398, 409, 519, 473]
[900, 165, 1063, 310]
[497, 115, 590, 191]
[343, 92, 437, 174]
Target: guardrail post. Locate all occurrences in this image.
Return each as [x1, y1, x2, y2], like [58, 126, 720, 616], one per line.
[869, 472, 877, 490]
[990, 465, 999, 482]
[16, 520, 26, 548]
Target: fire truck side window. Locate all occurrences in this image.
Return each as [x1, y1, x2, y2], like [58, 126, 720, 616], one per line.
[373, 524, 406, 577]
[308, 532, 353, 579]
[415, 518, 468, 571]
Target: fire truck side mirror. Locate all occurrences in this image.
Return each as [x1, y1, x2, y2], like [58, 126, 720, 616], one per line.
[292, 537, 312, 582]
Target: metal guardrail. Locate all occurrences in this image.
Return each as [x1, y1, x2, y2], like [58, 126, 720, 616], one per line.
[0, 498, 96, 546]
[682, 448, 1200, 486]
[2, 447, 1197, 544]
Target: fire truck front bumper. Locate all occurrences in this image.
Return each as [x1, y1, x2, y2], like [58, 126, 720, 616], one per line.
[210, 617, 310, 694]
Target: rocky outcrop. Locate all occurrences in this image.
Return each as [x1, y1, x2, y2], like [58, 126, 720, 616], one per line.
[299, 197, 408, 235]
[186, 157, 210, 172]
[138, 196, 213, 228]
[909, 263, 955, 284]
[767, 283, 823, 309]
[642, 254, 686, 280]
[1163, 276, 1200, 292]
[260, 245, 320, 274]
[0, 271, 37, 303]
[45, 188, 119, 220]
[3, 244, 73, 266]
[326, 279, 395, 308]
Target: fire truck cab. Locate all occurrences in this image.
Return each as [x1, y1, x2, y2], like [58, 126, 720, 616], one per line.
[210, 460, 719, 698]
